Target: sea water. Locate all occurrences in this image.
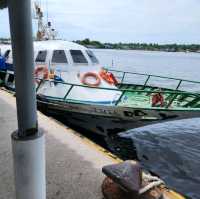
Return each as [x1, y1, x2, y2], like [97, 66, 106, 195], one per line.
[94, 49, 200, 199]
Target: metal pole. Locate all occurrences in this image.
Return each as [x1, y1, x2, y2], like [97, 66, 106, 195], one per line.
[8, 0, 37, 136]
[8, 0, 46, 198]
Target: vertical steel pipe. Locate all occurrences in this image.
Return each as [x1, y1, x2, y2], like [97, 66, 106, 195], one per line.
[7, 0, 46, 198]
[8, 0, 37, 137]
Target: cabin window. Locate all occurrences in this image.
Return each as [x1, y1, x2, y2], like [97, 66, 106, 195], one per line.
[86, 50, 99, 64]
[70, 50, 88, 64]
[35, 50, 47, 62]
[52, 50, 68, 63]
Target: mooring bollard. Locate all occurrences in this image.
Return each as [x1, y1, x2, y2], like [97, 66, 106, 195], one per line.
[101, 160, 168, 199]
[102, 160, 141, 199]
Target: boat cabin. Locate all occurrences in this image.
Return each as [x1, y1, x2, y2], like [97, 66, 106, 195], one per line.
[0, 40, 100, 71]
[34, 40, 100, 71]
[0, 40, 121, 104]
[0, 40, 102, 87]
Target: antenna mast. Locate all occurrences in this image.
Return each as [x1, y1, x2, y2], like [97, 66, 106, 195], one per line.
[34, 1, 57, 41]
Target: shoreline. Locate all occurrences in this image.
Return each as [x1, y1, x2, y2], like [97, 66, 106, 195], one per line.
[91, 47, 200, 54]
[1, 41, 200, 54]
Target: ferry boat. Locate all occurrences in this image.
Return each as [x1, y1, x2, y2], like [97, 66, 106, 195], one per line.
[1, 40, 200, 137]
[0, 2, 195, 198]
[1, 1, 200, 137]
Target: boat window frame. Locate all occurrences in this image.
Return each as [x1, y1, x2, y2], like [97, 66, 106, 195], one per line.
[86, 50, 99, 64]
[70, 50, 88, 64]
[35, 50, 47, 63]
[4, 49, 11, 59]
[51, 50, 68, 64]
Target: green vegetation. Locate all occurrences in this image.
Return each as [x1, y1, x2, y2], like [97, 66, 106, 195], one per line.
[1, 37, 200, 53]
[75, 38, 200, 53]
[75, 38, 105, 49]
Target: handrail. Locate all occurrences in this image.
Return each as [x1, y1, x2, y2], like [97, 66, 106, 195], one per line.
[63, 84, 73, 100]
[106, 68, 200, 85]
[175, 80, 182, 90]
[1, 69, 200, 109]
[36, 78, 200, 109]
[143, 75, 151, 88]
[36, 78, 200, 96]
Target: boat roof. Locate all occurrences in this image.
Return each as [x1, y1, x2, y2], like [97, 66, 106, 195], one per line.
[1, 40, 88, 52]
[34, 40, 87, 51]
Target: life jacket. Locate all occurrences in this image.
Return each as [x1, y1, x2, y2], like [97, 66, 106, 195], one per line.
[99, 69, 118, 85]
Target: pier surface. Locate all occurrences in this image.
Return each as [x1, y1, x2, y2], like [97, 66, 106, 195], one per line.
[0, 89, 118, 199]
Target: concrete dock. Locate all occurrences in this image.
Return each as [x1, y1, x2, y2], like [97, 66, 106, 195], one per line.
[0, 89, 119, 199]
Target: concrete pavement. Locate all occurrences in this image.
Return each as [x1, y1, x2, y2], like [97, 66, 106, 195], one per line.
[0, 89, 119, 199]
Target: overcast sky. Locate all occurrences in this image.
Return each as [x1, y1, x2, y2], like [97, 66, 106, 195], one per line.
[1, 0, 200, 44]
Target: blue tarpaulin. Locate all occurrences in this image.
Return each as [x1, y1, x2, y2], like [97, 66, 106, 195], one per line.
[0, 56, 14, 71]
[0, 56, 6, 70]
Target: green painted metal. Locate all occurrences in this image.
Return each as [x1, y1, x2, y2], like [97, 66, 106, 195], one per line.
[63, 85, 73, 100]
[115, 90, 125, 105]
[183, 97, 200, 107]
[166, 93, 178, 108]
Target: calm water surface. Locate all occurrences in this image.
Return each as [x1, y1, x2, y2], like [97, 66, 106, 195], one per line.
[94, 49, 200, 199]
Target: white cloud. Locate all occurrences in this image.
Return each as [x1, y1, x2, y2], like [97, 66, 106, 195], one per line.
[0, 9, 10, 37]
[1, 0, 200, 43]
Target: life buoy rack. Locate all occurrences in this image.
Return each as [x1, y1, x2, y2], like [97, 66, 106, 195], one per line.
[81, 72, 101, 87]
[34, 66, 49, 84]
[99, 69, 118, 85]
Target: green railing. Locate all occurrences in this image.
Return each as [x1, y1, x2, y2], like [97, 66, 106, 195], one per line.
[36, 79, 200, 109]
[1, 69, 200, 109]
[105, 68, 200, 92]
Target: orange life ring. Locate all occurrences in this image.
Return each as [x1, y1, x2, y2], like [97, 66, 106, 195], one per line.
[99, 69, 118, 85]
[81, 72, 101, 87]
[34, 66, 49, 84]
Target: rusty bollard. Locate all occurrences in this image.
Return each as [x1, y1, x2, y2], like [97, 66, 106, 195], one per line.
[102, 160, 142, 199]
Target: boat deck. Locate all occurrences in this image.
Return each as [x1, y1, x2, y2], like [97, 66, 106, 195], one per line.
[117, 84, 200, 109]
[118, 90, 155, 108]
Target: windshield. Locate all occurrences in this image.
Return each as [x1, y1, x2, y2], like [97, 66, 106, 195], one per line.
[52, 50, 68, 63]
[70, 50, 88, 64]
[86, 50, 99, 64]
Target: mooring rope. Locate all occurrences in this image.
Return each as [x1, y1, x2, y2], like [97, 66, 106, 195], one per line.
[139, 173, 165, 195]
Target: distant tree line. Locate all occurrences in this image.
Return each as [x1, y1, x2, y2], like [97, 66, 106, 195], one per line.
[1, 37, 200, 52]
[75, 38, 105, 49]
[74, 38, 200, 52]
